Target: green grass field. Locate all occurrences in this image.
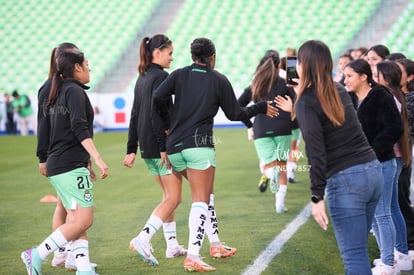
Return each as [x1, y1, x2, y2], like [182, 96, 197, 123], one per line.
[0, 129, 384, 274]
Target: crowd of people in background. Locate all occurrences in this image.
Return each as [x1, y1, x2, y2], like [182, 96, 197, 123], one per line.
[11, 34, 414, 274]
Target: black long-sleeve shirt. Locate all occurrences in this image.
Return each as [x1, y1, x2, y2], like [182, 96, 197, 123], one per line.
[295, 83, 377, 197]
[126, 63, 170, 158]
[238, 77, 295, 138]
[36, 78, 52, 163]
[153, 63, 267, 154]
[46, 79, 93, 176]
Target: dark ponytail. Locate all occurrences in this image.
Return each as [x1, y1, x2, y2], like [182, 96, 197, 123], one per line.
[138, 34, 172, 76]
[47, 50, 84, 107]
[190, 38, 216, 68]
[48, 42, 78, 78]
[48, 48, 57, 78]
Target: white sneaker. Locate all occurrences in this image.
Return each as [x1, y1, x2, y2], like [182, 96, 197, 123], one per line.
[165, 245, 187, 258]
[395, 250, 413, 271]
[409, 250, 414, 261]
[51, 250, 67, 267]
[371, 261, 398, 275]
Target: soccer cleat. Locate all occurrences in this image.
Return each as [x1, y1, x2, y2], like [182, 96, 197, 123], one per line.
[210, 243, 237, 258]
[21, 248, 42, 275]
[76, 266, 99, 275]
[184, 257, 216, 272]
[51, 249, 67, 267]
[258, 175, 269, 192]
[269, 166, 280, 193]
[129, 237, 159, 266]
[288, 177, 298, 183]
[166, 245, 187, 258]
[276, 205, 288, 214]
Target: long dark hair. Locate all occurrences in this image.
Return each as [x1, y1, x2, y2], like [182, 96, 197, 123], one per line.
[47, 42, 78, 78]
[376, 61, 411, 166]
[47, 50, 85, 107]
[294, 40, 344, 126]
[138, 34, 171, 76]
[251, 50, 280, 101]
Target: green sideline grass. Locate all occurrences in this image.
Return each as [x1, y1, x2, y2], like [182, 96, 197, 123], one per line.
[0, 129, 381, 274]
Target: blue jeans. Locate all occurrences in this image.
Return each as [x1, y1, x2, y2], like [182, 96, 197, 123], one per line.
[326, 159, 382, 275]
[393, 158, 409, 254]
[372, 158, 397, 266]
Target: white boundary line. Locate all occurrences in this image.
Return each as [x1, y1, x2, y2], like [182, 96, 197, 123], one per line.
[241, 203, 312, 275]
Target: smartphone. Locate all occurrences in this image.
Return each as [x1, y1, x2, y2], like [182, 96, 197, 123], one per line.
[286, 56, 298, 85]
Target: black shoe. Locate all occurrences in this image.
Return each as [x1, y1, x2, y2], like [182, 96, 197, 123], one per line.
[288, 177, 298, 183]
[258, 175, 269, 192]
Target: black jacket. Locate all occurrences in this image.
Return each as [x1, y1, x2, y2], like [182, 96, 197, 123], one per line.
[36, 78, 52, 163]
[127, 64, 170, 158]
[46, 79, 93, 176]
[238, 77, 295, 138]
[296, 83, 377, 197]
[153, 63, 267, 154]
[350, 85, 403, 162]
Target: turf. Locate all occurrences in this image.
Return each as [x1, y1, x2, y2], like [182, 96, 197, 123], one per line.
[0, 129, 385, 274]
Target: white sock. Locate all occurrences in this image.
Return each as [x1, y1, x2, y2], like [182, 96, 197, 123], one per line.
[206, 194, 220, 244]
[37, 228, 68, 260]
[187, 202, 208, 257]
[163, 222, 179, 248]
[265, 167, 274, 179]
[138, 214, 163, 243]
[276, 185, 288, 207]
[286, 161, 297, 179]
[71, 239, 92, 272]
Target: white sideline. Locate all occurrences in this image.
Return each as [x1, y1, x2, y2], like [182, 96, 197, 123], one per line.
[241, 203, 312, 275]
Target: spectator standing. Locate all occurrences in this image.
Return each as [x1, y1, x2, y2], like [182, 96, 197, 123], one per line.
[4, 93, 17, 134]
[287, 40, 382, 275]
[11, 90, 35, 136]
[344, 58, 403, 274]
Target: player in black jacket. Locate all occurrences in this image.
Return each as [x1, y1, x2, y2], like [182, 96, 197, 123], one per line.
[238, 49, 295, 213]
[153, 37, 278, 272]
[36, 43, 87, 270]
[22, 48, 108, 275]
[124, 34, 187, 266]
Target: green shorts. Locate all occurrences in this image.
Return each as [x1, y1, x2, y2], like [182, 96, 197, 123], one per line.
[144, 158, 173, 176]
[291, 128, 300, 141]
[168, 147, 216, 172]
[254, 135, 291, 164]
[49, 167, 94, 210]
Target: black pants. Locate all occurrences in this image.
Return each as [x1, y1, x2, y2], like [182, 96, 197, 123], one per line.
[398, 165, 414, 250]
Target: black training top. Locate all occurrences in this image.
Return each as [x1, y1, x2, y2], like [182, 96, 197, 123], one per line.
[36, 78, 52, 163]
[126, 63, 170, 158]
[295, 83, 377, 197]
[46, 79, 93, 176]
[238, 77, 295, 138]
[153, 63, 267, 154]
